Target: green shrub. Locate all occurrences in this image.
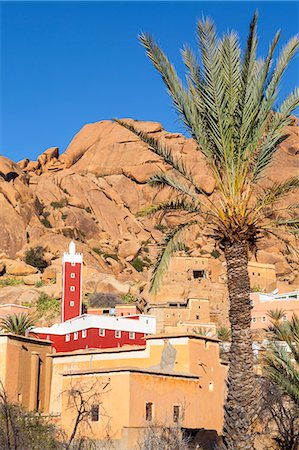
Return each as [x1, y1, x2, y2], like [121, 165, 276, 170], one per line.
[93, 247, 103, 256]
[61, 213, 68, 221]
[211, 249, 221, 259]
[36, 293, 60, 316]
[35, 280, 45, 288]
[0, 277, 24, 287]
[40, 217, 52, 228]
[121, 293, 136, 304]
[85, 206, 92, 213]
[131, 257, 145, 272]
[25, 247, 49, 271]
[103, 253, 119, 261]
[154, 223, 167, 232]
[50, 198, 68, 209]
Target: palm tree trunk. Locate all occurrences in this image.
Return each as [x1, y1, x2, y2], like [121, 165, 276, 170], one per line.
[222, 241, 258, 449]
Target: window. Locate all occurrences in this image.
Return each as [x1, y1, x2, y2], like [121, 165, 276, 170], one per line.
[196, 315, 200, 320]
[74, 332, 78, 340]
[70, 273, 75, 278]
[99, 328, 105, 337]
[70, 286, 75, 292]
[115, 330, 121, 338]
[90, 404, 99, 422]
[173, 405, 180, 423]
[70, 301, 74, 307]
[252, 317, 257, 323]
[71, 262, 76, 267]
[261, 317, 266, 323]
[82, 330, 87, 338]
[145, 402, 153, 421]
[193, 270, 206, 279]
[65, 334, 70, 342]
[129, 332, 135, 340]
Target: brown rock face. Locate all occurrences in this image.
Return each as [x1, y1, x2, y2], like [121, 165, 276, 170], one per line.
[0, 119, 298, 310]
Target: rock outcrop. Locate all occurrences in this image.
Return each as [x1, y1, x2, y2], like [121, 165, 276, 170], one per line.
[0, 119, 297, 321]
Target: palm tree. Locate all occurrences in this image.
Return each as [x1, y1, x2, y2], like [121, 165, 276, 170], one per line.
[0, 313, 36, 336]
[265, 315, 299, 406]
[115, 13, 299, 449]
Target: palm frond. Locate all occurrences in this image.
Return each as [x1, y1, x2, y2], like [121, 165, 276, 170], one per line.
[114, 118, 210, 197]
[150, 221, 198, 295]
[253, 177, 299, 215]
[252, 88, 299, 180]
[137, 199, 200, 218]
[0, 313, 36, 336]
[148, 172, 197, 199]
[138, 33, 212, 156]
[273, 218, 299, 235]
[196, 18, 229, 165]
[265, 314, 299, 405]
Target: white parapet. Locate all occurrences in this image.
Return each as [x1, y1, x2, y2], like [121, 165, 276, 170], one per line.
[62, 241, 83, 264]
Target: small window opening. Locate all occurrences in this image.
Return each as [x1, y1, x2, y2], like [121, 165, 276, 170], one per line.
[146, 402, 153, 421]
[91, 404, 99, 422]
[173, 405, 180, 423]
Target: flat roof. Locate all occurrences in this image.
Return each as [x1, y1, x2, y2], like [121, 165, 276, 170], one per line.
[62, 366, 200, 379]
[145, 332, 220, 343]
[0, 332, 52, 346]
[49, 343, 146, 358]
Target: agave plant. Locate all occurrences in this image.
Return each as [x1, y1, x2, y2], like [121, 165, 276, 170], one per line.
[217, 326, 231, 342]
[266, 308, 287, 327]
[115, 12, 299, 449]
[0, 313, 36, 336]
[265, 315, 299, 406]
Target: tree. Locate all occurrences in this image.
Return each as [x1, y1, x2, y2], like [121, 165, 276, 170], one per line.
[265, 314, 299, 406]
[0, 313, 36, 335]
[257, 378, 299, 450]
[0, 382, 62, 450]
[63, 378, 113, 450]
[115, 13, 299, 449]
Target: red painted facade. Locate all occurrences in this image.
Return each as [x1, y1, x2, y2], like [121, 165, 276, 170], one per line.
[32, 328, 146, 352]
[62, 261, 82, 322]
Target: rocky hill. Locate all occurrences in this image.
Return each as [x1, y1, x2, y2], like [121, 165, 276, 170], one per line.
[0, 119, 298, 321]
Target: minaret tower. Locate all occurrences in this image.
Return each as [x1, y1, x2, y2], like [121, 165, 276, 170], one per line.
[61, 241, 83, 322]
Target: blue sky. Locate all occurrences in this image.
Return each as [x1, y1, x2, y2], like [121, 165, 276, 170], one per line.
[1, 1, 298, 162]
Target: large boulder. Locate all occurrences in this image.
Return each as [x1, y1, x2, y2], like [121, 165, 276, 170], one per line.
[4, 259, 38, 276]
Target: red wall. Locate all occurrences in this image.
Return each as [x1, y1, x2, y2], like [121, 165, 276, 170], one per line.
[63, 262, 82, 322]
[31, 328, 146, 353]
